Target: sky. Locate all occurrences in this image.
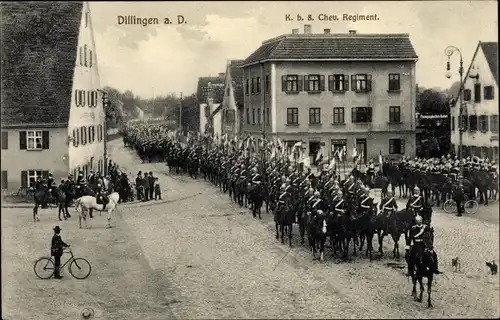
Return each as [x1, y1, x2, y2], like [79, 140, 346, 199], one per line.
[89, 1, 498, 98]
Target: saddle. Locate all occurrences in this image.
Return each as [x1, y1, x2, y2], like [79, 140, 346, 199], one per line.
[97, 195, 110, 207]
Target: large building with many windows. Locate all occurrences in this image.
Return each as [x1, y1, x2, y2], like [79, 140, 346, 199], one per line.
[450, 41, 498, 160]
[1, 2, 106, 192]
[240, 25, 418, 163]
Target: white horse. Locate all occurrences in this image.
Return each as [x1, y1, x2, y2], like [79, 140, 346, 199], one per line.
[74, 192, 120, 229]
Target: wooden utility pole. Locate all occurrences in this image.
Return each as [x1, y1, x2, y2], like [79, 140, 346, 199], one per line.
[179, 92, 183, 134]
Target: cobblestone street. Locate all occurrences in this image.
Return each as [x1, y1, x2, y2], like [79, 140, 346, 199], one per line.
[2, 139, 499, 319]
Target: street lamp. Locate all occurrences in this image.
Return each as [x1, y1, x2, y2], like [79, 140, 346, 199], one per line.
[97, 89, 110, 175]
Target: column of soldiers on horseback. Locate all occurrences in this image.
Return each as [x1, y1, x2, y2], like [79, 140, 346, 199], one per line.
[31, 160, 133, 222]
[380, 154, 498, 216]
[121, 123, 443, 282]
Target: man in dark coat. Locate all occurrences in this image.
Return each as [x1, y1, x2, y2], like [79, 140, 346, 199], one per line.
[148, 172, 155, 200]
[135, 171, 143, 200]
[51, 226, 70, 279]
[142, 173, 150, 201]
[453, 181, 465, 217]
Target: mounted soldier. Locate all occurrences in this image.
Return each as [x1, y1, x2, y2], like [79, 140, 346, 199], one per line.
[407, 186, 423, 218]
[380, 189, 398, 218]
[359, 187, 374, 213]
[405, 215, 441, 276]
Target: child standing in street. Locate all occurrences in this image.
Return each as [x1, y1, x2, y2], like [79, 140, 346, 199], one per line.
[154, 177, 162, 200]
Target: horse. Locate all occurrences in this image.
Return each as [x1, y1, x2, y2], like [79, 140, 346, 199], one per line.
[33, 186, 49, 222]
[356, 203, 378, 260]
[274, 202, 293, 246]
[54, 188, 70, 221]
[74, 192, 120, 229]
[374, 208, 414, 259]
[248, 183, 264, 219]
[308, 212, 328, 261]
[465, 171, 490, 205]
[339, 203, 358, 258]
[405, 227, 437, 308]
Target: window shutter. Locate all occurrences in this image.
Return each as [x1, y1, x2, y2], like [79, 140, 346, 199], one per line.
[19, 131, 27, 150]
[1, 132, 8, 150]
[73, 128, 79, 147]
[483, 115, 489, 131]
[81, 127, 87, 145]
[281, 76, 286, 91]
[319, 75, 325, 91]
[298, 75, 303, 91]
[328, 75, 333, 91]
[42, 131, 50, 149]
[1, 171, 7, 189]
[464, 89, 471, 101]
[367, 74, 372, 91]
[367, 107, 373, 122]
[42, 171, 49, 180]
[351, 108, 357, 123]
[343, 75, 349, 91]
[351, 75, 356, 91]
[21, 171, 28, 188]
[304, 75, 309, 91]
[401, 140, 405, 154]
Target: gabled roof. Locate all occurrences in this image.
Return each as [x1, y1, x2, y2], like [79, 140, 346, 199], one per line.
[228, 60, 245, 107]
[480, 42, 498, 85]
[243, 33, 418, 67]
[1, 2, 83, 127]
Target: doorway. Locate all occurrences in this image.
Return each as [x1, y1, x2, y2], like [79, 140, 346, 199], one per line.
[356, 138, 367, 164]
[309, 141, 321, 164]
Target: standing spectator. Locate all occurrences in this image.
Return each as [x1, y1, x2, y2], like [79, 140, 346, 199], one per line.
[453, 180, 465, 217]
[148, 172, 155, 200]
[135, 171, 143, 201]
[154, 178, 162, 200]
[142, 172, 150, 201]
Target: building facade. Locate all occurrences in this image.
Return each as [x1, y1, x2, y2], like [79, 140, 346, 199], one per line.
[450, 41, 498, 160]
[241, 26, 418, 163]
[196, 75, 225, 134]
[221, 60, 245, 136]
[1, 2, 105, 192]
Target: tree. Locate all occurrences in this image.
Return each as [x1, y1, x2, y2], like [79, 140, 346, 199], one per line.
[180, 94, 199, 132]
[417, 88, 450, 114]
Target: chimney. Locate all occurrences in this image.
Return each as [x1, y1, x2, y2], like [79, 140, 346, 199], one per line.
[292, 28, 299, 34]
[349, 30, 357, 35]
[324, 28, 331, 34]
[304, 24, 312, 34]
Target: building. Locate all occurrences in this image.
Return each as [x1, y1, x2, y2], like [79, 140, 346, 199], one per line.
[221, 60, 245, 136]
[240, 25, 418, 163]
[450, 41, 498, 160]
[1, 2, 106, 192]
[196, 74, 225, 134]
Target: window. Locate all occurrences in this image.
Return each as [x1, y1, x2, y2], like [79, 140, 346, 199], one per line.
[309, 108, 321, 124]
[469, 115, 478, 131]
[252, 108, 256, 124]
[85, 11, 89, 28]
[287, 108, 298, 125]
[72, 128, 80, 147]
[256, 77, 261, 93]
[491, 115, 499, 132]
[304, 75, 323, 92]
[89, 126, 96, 143]
[451, 116, 455, 131]
[474, 83, 481, 102]
[266, 108, 270, 125]
[333, 107, 344, 124]
[27, 131, 43, 150]
[97, 124, 103, 142]
[351, 107, 372, 123]
[257, 108, 261, 124]
[484, 86, 494, 100]
[1, 171, 7, 189]
[351, 74, 372, 92]
[479, 115, 489, 132]
[75, 90, 86, 107]
[389, 106, 401, 123]
[226, 87, 230, 96]
[265, 75, 270, 92]
[27, 170, 43, 188]
[329, 74, 348, 92]
[245, 79, 249, 95]
[1, 131, 7, 149]
[463, 89, 471, 101]
[79, 47, 84, 66]
[251, 78, 255, 94]
[331, 139, 347, 157]
[87, 91, 98, 108]
[282, 75, 301, 92]
[389, 139, 405, 154]
[246, 107, 250, 124]
[89, 50, 93, 68]
[461, 115, 468, 131]
[80, 127, 87, 145]
[388, 73, 401, 91]
[84, 44, 88, 67]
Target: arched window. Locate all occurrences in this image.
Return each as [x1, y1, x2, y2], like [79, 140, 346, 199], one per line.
[81, 90, 86, 107]
[80, 127, 87, 145]
[97, 124, 103, 142]
[84, 45, 88, 67]
[88, 91, 97, 108]
[72, 128, 80, 147]
[88, 125, 96, 143]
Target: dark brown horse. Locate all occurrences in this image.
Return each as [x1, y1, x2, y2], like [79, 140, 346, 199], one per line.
[274, 202, 293, 246]
[374, 208, 414, 259]
[308, 212, 328, 261]
[356, 203, 379, 260]
[33, 187, 49, 221]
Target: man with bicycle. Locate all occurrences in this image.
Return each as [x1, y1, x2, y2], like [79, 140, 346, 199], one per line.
[51, 226, 70, 279]
[453, 179, 465, 217]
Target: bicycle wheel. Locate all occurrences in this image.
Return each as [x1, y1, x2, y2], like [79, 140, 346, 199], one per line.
[443, 199, 457, 214]
[34, 257, 55, 279]
[69, 258, 91, 279]
[464, 200, 479, 214]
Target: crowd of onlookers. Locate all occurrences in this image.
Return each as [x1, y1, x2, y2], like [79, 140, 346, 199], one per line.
[134, 171, 162, 201]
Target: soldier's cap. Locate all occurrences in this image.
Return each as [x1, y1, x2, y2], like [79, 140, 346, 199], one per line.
[53, 226, 61, 232]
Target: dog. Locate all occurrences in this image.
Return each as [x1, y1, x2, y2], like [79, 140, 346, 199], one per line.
[486, 261, 498, 275]
[451, 257, 461, 272]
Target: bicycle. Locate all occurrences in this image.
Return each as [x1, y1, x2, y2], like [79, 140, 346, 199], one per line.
[33, 248, 92, 280]
[443, 194, 479, 215]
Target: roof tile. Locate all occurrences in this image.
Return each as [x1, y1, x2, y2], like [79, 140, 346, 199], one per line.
[480, 42, 498, 85]
[228, 60, 245, 107]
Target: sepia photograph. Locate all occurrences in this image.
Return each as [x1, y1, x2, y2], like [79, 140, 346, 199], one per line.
[1, 1, 498, 319]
